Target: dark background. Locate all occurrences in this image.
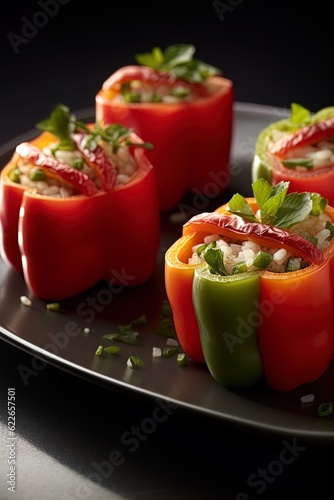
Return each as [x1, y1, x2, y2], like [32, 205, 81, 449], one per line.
[0, 0, 331, 146]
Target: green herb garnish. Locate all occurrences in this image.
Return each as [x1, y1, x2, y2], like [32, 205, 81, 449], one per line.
[36, 104, 154, 155]
[77, 121, 153, 155]
[135, 44, 221, 83]
[197, 241, 216, 256]
[36, 103, 76, 151]
[227, 178, 328, 229]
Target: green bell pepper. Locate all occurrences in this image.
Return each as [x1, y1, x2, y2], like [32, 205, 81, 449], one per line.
[192, 266, 263, 388]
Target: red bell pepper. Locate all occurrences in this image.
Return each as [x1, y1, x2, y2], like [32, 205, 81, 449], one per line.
[165, 179, 334, 391]
[0, 106, 160, 301]
[252, 103, 334, 205]
[95, 44, 234, 211]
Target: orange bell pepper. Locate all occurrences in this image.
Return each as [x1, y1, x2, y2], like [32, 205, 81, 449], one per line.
[165, 183, 334, 391]
[0, 108, 160, 301]
[95, 44, 234, 211]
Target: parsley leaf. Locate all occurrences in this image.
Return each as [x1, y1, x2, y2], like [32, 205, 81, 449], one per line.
[134, 44, 221, 83]
[203, 248, 229, 276]
[227, 178, 327, 229]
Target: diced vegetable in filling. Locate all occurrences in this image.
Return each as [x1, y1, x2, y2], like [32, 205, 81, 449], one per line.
[188, 213, 333, 274]
[115, 82, 202, 104]
[270, 130, 334, 171]
[10, 142, 137, 197]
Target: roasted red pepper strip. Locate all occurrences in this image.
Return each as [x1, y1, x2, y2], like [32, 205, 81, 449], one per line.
[165, 198, 334, 391]
[252, 104, 334, 205]
[72, 132, 117, 191]
[96, 68, 234, 211]
[269, 116, 334, 156]
[0, 130, 160, 300]
[102, 65, 199, 95]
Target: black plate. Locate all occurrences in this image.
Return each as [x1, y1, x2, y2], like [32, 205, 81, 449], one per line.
[1, 102, 334, 443]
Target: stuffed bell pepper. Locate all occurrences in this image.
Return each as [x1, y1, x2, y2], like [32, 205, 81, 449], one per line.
[96, 44, 234, 211]
[252, 102, 334, 205]
[165, 178, 334, 391]
[0, 104, 160, 301]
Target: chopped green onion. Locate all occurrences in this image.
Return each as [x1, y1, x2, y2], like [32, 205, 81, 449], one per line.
[253, 251, 273, 270]
[103, 331, 139, 345]
[46, 302, 60, 311]
[71, 157, 84, 170]
[306, 236, 318, 246]
[123, 92, 141, 103]
[170, 87, 190, 99]
[197, 241, 216, 256]
[127, 356, 146, 368]
[318, 402, 333, 416]
[281, 158, 313, 170]
[95, 345, 104, 356]
[162, 347, 179, 358]
[232, 261, 248, 274]
[9, 168, 21, 183]
[29, 168, 46, 181]
[177, 353, 187, 366]
[104, 346, 121, 355]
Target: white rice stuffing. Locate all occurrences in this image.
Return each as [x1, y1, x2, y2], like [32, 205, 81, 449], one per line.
[112, 82, 198, 104]
[12, 139, 138, 197]
[275, 135, 334, 169]
[188, 213, 332, 274]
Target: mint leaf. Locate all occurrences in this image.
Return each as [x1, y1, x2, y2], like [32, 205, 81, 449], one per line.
[227, 193, 258, 222]
[274, 192, 312, 228]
